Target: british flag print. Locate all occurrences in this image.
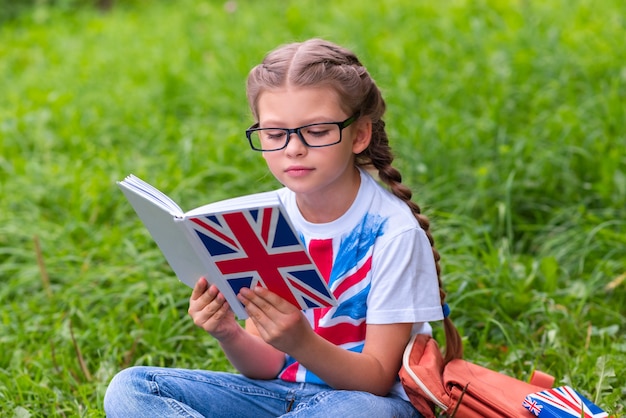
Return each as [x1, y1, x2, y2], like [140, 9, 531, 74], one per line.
[278, 213, 386, 383]
[524, 397, 544, 416]
[188, 206, 337, 311]
[523, 386, 608, 418]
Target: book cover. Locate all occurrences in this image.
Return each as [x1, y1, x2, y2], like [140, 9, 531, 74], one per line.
[117, 174, 337, 319]
[523, 386, 608, 417]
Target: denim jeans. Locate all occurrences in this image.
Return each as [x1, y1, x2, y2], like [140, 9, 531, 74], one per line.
[104, 366, 422, 417]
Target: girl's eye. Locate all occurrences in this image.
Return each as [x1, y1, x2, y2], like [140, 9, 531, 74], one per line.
[262, 130, 286, 141]
[303, 126, 331, 138]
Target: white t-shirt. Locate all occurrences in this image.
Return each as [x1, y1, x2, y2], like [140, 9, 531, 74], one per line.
[275, 169, 443, 397]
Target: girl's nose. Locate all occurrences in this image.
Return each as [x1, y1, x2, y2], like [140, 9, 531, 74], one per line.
[284, 132, 307, 157]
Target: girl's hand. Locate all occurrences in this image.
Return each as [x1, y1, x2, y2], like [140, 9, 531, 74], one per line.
[188, 277, 240, 341]
[238, 286, 313, 354]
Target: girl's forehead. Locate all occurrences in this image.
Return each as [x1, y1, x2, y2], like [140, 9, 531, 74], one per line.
[258, 85, 340, 104]
[257, 86, 346, 123]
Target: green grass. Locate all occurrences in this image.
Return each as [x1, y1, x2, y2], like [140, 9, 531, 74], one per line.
[1, 0, 625, 415]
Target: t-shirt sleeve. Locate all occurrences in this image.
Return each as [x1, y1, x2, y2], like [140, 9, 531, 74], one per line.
[366, 227, 444, 324]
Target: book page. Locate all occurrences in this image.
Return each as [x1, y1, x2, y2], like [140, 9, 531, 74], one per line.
[119, 175, 184, 217]
[184, 190, 280, 218]
[118, 179, 207, 289]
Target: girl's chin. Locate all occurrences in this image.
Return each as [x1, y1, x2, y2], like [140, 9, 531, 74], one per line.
[279, 179, 321, 195]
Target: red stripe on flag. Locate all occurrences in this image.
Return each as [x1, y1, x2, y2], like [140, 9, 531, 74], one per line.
[308, 239, 334, 327]
[279, 362, 299, 382]
[261, 207, 272, 244]
[316, 321, 366, 346]
[333, 256, 372, 298]
[534, 389, 591, 418]
[289, 278, 332, 307]
[214, 212, 312, 307]
[308, 239, 333, 282]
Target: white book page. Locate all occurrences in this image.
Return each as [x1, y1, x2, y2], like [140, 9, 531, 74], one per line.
[119, 174, 184, 216]
[184, 190, 281, 218]
[118, 175, 252, 319]
[118, 178, 207, 289]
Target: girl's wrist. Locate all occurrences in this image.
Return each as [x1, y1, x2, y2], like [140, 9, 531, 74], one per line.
[213, 322, 246, 346]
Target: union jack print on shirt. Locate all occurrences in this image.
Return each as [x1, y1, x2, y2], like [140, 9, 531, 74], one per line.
[524, 386, 608, 418]
[278, 213, 387, 384]
[188, 206, 336, 312]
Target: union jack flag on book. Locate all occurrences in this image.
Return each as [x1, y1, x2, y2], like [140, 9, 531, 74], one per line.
[189, 205, 337, 318]
[117, 174, 337, 321]
[523, 386, 608, 418]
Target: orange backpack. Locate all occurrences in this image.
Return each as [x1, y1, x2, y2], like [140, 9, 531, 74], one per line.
[399, 334, 555, 418]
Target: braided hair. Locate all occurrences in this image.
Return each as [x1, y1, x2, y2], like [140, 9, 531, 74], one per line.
[246, 38, 463, 363]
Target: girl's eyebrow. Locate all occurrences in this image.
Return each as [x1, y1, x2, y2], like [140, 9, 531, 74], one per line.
[259, 116, 343, 128]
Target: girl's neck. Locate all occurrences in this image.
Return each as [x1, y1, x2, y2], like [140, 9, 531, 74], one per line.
[295, 168, 362, 224]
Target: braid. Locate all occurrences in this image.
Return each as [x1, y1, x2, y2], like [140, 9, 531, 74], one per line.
[355, 77, 463, 363]
[246, 38, 463, 363]
[363, 125, 463, 363]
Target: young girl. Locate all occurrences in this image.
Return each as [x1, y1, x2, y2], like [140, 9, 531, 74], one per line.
[104, 38, 462, 417]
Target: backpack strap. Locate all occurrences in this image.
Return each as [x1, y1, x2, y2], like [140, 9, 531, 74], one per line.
[529, 369, 555, 388]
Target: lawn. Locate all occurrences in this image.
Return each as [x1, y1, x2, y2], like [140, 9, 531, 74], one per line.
[1, 0, 624, 416]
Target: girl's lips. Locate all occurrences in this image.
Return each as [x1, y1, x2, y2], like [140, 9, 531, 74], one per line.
[285, 166, 314, 177]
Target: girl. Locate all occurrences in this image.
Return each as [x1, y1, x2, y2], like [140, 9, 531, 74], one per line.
[104, 38, 462, 417]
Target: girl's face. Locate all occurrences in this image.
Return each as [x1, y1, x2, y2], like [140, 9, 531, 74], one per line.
[256, 86, 371, 209]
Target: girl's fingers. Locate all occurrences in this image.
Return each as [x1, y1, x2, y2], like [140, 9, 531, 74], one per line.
[249, 286, 295, 314]
[238, 287, 297, 324]
[237, 288, 266, 322]
[190, 277, 209, 300]
[191, 280, 221, 307]
[238, 286, 309, 352]
[190, 279, 224, 322]
[214, 299, 231, 320]
[191, 291, 229, 324]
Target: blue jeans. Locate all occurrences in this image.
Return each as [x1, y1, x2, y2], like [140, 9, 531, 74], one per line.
[104, 366, 422, 417]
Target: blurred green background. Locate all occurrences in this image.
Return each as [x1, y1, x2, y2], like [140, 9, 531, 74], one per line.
[1, 0, 624, 415]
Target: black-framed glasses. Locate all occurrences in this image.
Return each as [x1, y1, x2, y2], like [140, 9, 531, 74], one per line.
[245, 112, 360, 152]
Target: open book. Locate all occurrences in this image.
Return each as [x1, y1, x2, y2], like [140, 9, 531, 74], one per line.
[117, 175, 337, 319]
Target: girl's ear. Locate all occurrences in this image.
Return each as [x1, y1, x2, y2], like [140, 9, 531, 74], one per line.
[351, 116, 372, 154]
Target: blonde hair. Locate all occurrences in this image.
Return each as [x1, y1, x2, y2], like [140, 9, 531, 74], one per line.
[246, 38, 463, 363]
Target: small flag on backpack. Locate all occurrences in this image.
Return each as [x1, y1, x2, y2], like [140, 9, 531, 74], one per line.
[523, 386, 608, 417]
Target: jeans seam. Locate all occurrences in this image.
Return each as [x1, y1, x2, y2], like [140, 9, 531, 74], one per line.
[151, 370, 286, 400]
[148, 372, 211, 418]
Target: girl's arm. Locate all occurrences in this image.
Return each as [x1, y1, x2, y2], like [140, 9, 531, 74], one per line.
[294, 322, 412, 395]
[239, 286, 413, 395]
[216, 320, 286, 379]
